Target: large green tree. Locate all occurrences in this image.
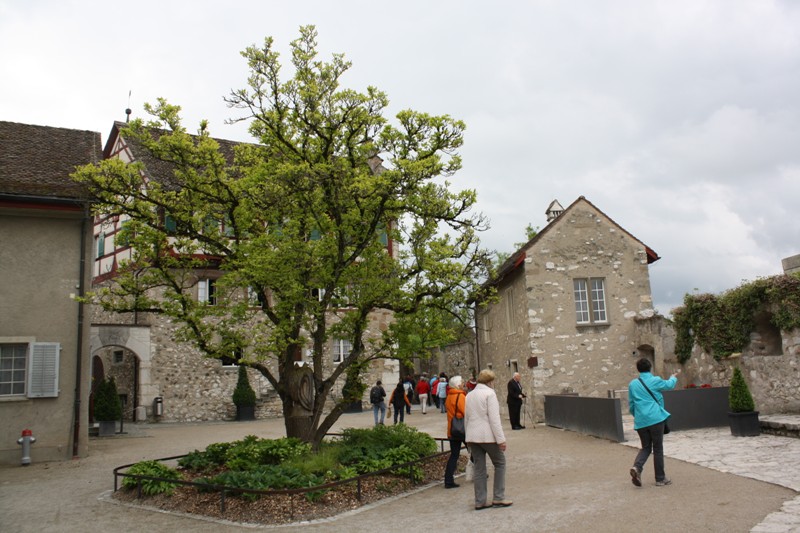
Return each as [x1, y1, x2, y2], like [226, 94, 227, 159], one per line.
[74, 26, 492, 446]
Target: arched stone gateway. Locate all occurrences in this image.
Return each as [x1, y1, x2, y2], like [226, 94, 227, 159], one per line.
[90, 325, 155, 421]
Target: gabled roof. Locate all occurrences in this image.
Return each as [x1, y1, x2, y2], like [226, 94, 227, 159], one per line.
[0, 121, 102, 201]
[490, 196, 660, 287]
[103, 121, 244, 189]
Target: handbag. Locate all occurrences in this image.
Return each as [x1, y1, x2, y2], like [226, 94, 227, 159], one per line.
[450, 397, 466, 440]
[465, 456, 474, 482]
[638, 377, 671, 434]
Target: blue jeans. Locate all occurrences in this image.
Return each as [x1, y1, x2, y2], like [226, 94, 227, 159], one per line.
[372, 402, 386, 426]
[469, 442, 506, 505]
[634, 421, 666, 481]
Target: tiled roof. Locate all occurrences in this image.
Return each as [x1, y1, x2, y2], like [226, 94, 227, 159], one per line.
[105, 121, 244, 190]
[0, 121, 102, 200]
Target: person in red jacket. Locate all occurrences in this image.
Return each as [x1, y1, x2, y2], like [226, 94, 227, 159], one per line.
[416, 374, 430, 414]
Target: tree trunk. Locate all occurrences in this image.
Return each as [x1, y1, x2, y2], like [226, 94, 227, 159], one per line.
[285, 414, 315, 442]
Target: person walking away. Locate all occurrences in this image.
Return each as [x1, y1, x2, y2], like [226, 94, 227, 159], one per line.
[430, 375, 440, 409]
[370, 380, 387, 426]
[437, 373, 449, 413]
[465, 369, 512, 510]
[628, 358, 680, 487]
[506, 372, 526, 429]
[388, 381, 411, 424]
[444, 375, 467, 488]
[416, 375, 430, 414]
[403, 375, 415, 414]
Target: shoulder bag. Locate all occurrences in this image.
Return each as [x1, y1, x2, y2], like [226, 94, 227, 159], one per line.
[450, 396, 466, 441]
[638, 377, 671, 434]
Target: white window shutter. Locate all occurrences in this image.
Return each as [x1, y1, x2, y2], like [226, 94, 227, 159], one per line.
[27, 342, 60, 398]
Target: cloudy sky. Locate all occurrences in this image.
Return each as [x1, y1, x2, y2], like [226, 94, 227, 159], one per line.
[2, 0, 798, 316]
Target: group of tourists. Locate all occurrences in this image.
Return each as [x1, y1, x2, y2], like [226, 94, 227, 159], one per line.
[368, 357, 679, 511]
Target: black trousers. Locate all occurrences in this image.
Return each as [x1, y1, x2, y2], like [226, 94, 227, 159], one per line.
[508, 401, 522, 428]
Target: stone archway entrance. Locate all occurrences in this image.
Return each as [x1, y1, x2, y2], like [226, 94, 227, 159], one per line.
[90, 325, 155, 421]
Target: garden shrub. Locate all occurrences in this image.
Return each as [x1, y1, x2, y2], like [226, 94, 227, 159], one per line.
[122, 460, 180, 495]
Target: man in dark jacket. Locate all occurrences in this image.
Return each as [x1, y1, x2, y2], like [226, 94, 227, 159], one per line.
[506, 372, 526, 430]
[370, 380, 387, 426]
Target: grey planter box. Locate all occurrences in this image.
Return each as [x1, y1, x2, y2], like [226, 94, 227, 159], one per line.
[662, 387, 730, 431]
[729, 411, 761, 437]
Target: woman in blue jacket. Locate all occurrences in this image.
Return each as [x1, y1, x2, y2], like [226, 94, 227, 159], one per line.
[628, 358, 679, 487]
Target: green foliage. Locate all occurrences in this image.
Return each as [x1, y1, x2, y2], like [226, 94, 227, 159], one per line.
[72, 25, 493, 447]
[340, 362, 367, 404]
[224, 435, 311, 471]
[337, 424, 437, 468]
[232, 365, 256, 407]
[182, 426, 436, 500]
[122, 460, 180, 496]
[673, 274, 800, 362]
[93, 377, 122, 421]
[729, 367, 756, 413]
[177, 449, 218, 472]
[381, 445, 425, 481]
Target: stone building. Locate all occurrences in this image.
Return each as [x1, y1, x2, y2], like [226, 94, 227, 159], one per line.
[90, 122, 397, 423]
[475, 197, 660, 420]
[0, 121, 101, 464]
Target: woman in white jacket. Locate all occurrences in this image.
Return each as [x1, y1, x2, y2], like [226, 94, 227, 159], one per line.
[464, 369, 512, 510]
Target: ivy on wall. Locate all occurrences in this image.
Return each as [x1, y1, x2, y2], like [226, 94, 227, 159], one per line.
[673, 274, 800, 364]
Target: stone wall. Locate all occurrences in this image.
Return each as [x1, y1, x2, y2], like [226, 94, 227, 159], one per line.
[637, 317, 800, 415]
[89, 305, 395, 423]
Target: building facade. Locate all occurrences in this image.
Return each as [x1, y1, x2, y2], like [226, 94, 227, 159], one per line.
[0, 121, 101, 464]
[475, 197, 660, 420]
[90, 122, 397, 423]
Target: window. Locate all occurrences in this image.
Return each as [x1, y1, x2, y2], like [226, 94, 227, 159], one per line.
[0, 342, 59, 397]
[221, 347, 242, 367]
[198, 279, 217, 305]
[95, 233, 105, 258]
[481, 314, 490, 344]
[332, 339, 351, 364]
[248, 287, 266, 307]
[164, 214, 177, 233]
[504, 288, 516, 334]
[116, 220, 131, 247]
[113, 350, 124, 364]
[573, 278, 608, 324]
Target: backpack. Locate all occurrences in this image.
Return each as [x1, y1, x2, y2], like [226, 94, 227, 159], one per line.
[370, 386, 382, 404]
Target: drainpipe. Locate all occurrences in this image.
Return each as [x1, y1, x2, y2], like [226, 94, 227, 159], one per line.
[72, 204, 89, 458]
[474, 303, 481, 371]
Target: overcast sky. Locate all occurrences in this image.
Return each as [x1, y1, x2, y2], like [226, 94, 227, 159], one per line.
[2, 0, 798, 316]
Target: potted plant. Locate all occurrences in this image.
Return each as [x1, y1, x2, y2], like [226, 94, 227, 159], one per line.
[94, 377, 122, 436]
[728, 366, 760, 436]
[233, 365, 256, 421]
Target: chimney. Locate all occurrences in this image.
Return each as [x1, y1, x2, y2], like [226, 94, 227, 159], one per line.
[545, 199, 564, 222]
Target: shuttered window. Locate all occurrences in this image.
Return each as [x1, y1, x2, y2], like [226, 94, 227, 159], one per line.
[27, 343, 60, 397]
[0, 342, 59, 397]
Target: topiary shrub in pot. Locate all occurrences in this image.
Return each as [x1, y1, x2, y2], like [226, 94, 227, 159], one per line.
[233, 365, 257, 421]
[94, 377, 122, 436]
[728, 366, 760, 437]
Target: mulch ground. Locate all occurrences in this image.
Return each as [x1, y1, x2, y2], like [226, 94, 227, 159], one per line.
[112, 455, 465, 526]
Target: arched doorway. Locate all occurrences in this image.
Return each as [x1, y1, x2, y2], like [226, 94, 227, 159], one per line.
[90, 325, 153, 421]
[91, 346, 140, 421]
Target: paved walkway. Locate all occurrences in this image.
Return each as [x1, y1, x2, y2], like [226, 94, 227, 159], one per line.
[1, 408, 799, 532]
[621, 414, 800, 532]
